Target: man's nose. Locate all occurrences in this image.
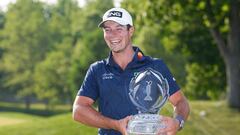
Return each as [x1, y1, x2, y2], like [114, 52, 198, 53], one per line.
[109, 29, 119, 36]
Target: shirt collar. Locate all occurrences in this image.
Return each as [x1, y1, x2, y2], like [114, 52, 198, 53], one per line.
[105, 46, 146, 67]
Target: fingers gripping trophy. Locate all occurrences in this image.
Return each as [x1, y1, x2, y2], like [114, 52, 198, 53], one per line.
[127, 68, 169, 135]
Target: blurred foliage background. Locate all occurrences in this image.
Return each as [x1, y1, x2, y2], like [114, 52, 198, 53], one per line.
[0, 0, 239, 134]
[1, 0, 239, 108]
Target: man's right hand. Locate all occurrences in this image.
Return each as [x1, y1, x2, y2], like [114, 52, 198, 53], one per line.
[115, 116, 132, 135]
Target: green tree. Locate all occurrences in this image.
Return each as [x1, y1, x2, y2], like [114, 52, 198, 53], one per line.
[34, 0, 81, 108]
[48, 0, 81, 45]
[34, 40, 72, 109]
[163, 0, 239, 107]
[0, 11, 4, 29]
[0, 11, 6, 98]
[185, 63, 225, 100]
[197, 0, 240, 108]
[0, 0, 53, 109]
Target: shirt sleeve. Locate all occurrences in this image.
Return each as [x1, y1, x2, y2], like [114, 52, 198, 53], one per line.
[77, 63, 99, 101]
[155, 59, 180, 96]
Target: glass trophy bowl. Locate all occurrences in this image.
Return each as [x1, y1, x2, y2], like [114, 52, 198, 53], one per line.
[127, 68, 169, 135]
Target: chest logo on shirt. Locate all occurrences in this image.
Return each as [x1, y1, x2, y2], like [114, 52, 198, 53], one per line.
[102, 73, 114, 80]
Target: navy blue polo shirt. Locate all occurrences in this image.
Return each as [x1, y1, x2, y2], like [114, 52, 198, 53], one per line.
[78, 47, 180, 135]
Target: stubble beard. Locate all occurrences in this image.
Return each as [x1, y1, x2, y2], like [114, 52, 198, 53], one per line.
[110, 43, 129, 53]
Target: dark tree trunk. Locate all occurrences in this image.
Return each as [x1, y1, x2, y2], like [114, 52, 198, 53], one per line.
[226, 0, 240, 109]
[226, 56, 240, 108]
[208, 0, 240, 109]
[44, 99, 50, 111]
[25, 96, 31, 110]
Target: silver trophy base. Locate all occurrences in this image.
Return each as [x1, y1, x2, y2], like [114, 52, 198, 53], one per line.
[127, 114, 165, 135]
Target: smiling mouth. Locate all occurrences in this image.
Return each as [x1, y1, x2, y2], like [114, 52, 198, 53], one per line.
[110, 40, 121, 45]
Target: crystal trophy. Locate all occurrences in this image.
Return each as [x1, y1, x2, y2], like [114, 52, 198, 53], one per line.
[127, 68, 169, 135]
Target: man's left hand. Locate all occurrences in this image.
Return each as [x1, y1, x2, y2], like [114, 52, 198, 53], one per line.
[157, 116, 180, 135]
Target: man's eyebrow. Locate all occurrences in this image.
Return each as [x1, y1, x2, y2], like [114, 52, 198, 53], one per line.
[102, 26, 110, 29]
[116, 24, 125, 27]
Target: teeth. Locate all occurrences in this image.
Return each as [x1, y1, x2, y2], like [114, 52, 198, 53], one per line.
[111, 40, 120, 44]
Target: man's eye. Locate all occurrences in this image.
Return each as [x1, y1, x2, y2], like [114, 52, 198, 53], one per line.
[104, 29, 110, 32]
[117, 28, 123, 31]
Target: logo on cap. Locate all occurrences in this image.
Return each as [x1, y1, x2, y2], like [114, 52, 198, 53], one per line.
[107, 11, 122, 18]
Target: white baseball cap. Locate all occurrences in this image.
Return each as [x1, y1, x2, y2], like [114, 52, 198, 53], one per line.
[98, 7, 133, 27]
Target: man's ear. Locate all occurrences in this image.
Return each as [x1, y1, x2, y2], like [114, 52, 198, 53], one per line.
[129, 26, 135, 37]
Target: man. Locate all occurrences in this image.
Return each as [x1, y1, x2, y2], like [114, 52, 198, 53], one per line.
[73, 7, 190, 135]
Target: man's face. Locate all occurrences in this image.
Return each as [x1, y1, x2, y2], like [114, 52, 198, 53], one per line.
[102, 21, 134, 53]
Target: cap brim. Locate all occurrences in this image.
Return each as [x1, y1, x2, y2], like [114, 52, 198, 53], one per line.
[98, 18, 129, 28]
[98, 21, 105, 28]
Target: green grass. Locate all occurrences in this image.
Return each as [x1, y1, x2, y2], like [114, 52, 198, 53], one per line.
[0, 101, 239, 135]
[0, 102, 71, 116]
[179, 101, 240, 135]
[0, 112, 97, 135]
